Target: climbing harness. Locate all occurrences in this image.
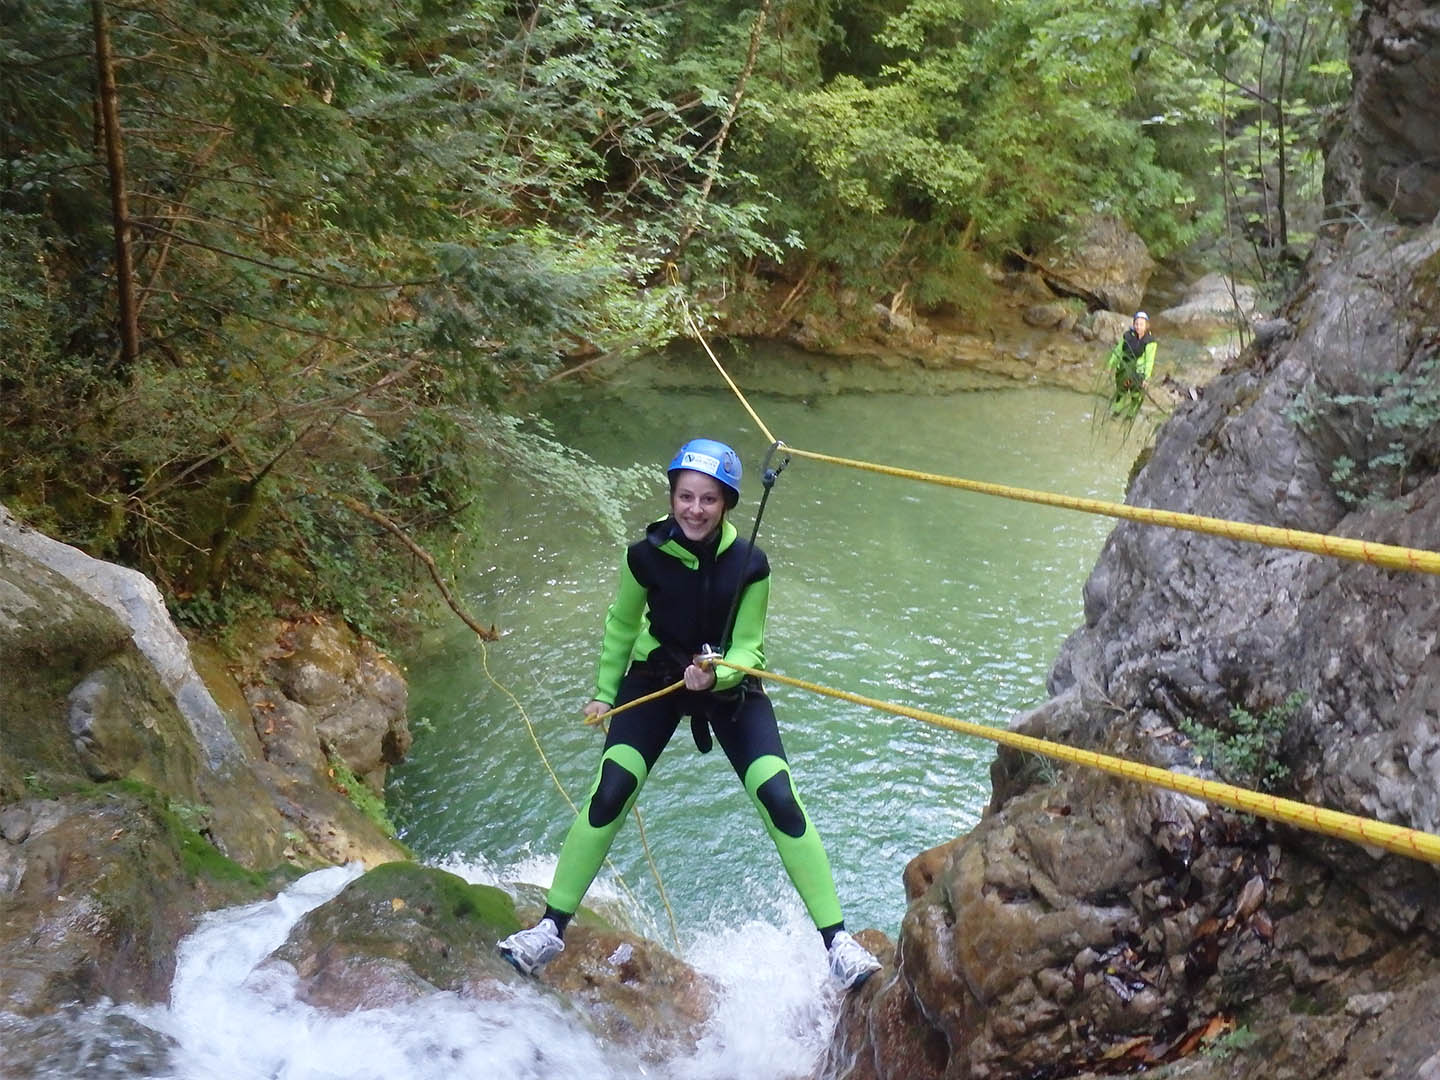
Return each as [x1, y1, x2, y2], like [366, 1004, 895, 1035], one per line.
[688, 646, 724, 755]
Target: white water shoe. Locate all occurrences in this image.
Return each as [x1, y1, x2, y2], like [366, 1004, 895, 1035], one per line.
[828, 930, 881, 989]
[498, 917, 565, 975]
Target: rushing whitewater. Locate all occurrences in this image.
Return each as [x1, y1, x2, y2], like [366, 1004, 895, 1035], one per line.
[4, 863, 843, 1080]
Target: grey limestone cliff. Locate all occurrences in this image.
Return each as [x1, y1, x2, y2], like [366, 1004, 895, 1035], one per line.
[827, 2, 1440, 1077]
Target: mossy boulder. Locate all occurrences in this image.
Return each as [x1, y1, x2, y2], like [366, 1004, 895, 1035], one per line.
[271, 860, 521, 1003]
[2, 506, 409, 875]
[270, 861, 715, 1060]
[0, 787, 277, 1015]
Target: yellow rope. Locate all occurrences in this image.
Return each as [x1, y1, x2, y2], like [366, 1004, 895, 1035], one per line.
[578, 680, 693, 943]
[614, 757, 680, 950]
[684, 306, 777, 444]
[671, 320, 1440, 864]
[681, 322, 1440, 575]
[585, 679, 687, 727]
[477, 638, 681, 947]
[784, 444, 1440, 576]
[716, 659, 1440, 865]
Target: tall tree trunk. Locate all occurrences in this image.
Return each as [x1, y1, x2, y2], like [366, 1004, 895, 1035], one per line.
[91, 0, 140, 371]
[1274, 8, 1317, 254]
[1275, 31, 1289, 250]
[1254, 22, 1272, 251]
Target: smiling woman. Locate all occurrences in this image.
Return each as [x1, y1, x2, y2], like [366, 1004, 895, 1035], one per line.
[498, 436, 882, 990]
[389, 364, 1129, 941]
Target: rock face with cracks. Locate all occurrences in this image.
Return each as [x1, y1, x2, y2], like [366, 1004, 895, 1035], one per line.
[0, 505, 721, 1073]
[824, 2, 1440, 1074]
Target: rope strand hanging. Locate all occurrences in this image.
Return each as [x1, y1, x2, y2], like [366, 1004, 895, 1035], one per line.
[477, 637, 682, 948]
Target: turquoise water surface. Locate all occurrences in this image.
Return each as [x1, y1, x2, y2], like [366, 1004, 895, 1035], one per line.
[388, 365, 1133, 939]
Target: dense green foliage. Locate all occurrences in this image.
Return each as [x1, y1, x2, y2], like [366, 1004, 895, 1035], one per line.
[1287, 356, 1440, 506]
[742, 0, 1200, 305]
[1141, 0, 1353, 296]
[1179, 692, 1303, 790]
[0, 0, 1350, 635]
[327, 752, 401, 839]
[2, 0, 741, 634]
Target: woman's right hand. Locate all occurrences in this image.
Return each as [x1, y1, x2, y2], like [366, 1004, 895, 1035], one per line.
[582, 699, 610, 723]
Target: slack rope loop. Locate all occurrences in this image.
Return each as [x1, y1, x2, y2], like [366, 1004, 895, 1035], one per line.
[714, 659, 1440, 866]
[477, 638, 681, 947]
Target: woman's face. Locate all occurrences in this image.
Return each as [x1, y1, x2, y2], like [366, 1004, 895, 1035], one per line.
[670, 470, 726, 542]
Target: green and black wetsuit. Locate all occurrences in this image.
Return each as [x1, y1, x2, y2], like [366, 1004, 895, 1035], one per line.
[1106, 327, 1157, 418]
[544, 515, 845, 934]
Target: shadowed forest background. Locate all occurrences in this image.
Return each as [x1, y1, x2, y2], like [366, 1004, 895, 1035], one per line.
[1, 0, 1352, 637]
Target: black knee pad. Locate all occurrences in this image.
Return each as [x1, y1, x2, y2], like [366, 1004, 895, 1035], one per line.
[756, 771, 806, 839]
[588, 758, 639, 828]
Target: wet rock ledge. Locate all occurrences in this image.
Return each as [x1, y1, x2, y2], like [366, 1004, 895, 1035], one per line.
[0, 503, 714, 1069]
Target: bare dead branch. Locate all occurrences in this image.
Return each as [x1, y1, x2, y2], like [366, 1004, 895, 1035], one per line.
[337, 495, 501, 641]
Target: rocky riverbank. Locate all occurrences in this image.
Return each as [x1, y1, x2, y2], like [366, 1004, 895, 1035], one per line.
[3, 2, 1438, 1075]
[0, 505, 404, 1013]
[0, 503, 718, 1068]
[820, 0, 1440, 1073]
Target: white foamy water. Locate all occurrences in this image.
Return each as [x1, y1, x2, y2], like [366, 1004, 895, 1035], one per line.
[1, 862, 841, 1080]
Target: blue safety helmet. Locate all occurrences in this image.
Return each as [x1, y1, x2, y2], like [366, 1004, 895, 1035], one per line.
[667, 438, 742, 508]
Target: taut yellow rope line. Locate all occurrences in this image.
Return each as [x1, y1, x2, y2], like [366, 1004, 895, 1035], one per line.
[686, 307, 777, 443]
[783, 445, 1440, 576]
[680, 311, 1440, 862]
[717, 659, 1440, 865]
[684, 311, 1440, 576]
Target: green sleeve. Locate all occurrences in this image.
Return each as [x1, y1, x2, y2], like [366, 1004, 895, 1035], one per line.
[1105, 341, 1123, 371]
[592, 559, 646, 704]
[1139, 341, 1157, 379]
[716, 574, 768, 691]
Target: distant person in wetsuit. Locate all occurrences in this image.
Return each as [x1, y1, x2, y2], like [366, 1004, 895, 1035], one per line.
[1106, 310, 1157, 419]
[497, 438, 881, 990]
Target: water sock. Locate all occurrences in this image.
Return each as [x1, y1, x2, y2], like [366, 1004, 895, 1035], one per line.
[543, 906, 572, 938]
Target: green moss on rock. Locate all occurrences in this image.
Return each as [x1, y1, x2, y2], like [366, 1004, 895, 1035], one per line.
[273, 862, 522, 991]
